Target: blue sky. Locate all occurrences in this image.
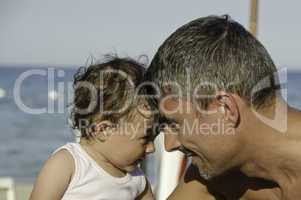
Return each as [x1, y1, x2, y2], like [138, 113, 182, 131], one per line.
[0, 0, 300, 69]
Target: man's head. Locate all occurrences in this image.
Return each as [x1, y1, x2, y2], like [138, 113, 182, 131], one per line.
[145, 15, 279, 179]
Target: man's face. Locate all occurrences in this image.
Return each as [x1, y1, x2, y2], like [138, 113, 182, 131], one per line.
[159, 97, 241, 180]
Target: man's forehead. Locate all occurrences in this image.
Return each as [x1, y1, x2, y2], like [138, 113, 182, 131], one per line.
[159, 97, 180, 111]
[159, 97, 196, 118]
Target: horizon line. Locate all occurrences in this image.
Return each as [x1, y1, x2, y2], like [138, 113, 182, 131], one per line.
[0, 63, 301, 71]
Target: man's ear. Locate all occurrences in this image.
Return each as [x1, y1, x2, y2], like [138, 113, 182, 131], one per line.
[93, 120, 116, 141]
[215, 91, 240, 127]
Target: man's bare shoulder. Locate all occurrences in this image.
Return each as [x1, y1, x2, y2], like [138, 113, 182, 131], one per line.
[168, 164, 216, 200]
[167, 164, 277, 200]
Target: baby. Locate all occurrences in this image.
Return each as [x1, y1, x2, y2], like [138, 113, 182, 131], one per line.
[30, 56, 156, 200]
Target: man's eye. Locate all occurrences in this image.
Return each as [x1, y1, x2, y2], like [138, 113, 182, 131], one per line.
[161, 122, 180, 134]
[169, 123, 180, 132]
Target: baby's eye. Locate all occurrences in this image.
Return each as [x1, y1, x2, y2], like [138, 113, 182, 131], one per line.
[142, 103, 151, 110]
[137, 103, 153, 119]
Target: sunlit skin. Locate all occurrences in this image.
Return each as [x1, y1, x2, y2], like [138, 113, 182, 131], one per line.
[160, 93, 244, 179]
[29, 102, 156, 200]
[80, 103, 156, 177]
[160, 92, 301, 200]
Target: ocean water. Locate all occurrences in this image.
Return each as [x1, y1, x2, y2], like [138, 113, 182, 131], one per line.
[0, 67, 300, 184]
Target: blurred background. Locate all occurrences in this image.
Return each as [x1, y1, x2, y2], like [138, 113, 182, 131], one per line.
[0, 0, 301, 199]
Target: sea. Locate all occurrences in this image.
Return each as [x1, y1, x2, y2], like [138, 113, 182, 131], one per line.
[0, 66, 300, 185]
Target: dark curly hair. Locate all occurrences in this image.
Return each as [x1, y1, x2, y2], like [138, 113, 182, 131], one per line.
[70, 55, 146, 139]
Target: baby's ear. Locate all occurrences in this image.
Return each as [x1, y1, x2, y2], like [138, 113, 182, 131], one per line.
[137, 102, 152, 119]
[93, 120, 116, 141]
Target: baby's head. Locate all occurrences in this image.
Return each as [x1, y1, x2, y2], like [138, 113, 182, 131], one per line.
[70, 56, 156, 172]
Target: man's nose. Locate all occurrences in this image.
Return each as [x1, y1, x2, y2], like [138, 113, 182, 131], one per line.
[164, 134, 181, 152]
[145, 142, 155, 154]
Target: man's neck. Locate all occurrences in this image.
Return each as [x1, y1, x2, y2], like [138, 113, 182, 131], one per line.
[240, 102, 301, 199]
[241, 139, 301, 197]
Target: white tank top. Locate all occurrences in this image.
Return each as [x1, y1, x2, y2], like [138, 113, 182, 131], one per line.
[53, 143, 147, 200]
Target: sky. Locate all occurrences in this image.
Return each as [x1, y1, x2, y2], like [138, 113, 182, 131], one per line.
[0, 0, 300, 69]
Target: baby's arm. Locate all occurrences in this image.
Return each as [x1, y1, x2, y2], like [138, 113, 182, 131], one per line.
[29, 149, 74, 200]
[136, 178, 154, 200]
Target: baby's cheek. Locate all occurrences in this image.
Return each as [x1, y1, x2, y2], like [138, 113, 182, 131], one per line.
[130, 144, 145, 157]
[123, 145, 141, 158]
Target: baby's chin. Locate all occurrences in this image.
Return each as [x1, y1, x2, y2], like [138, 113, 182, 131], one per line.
[122, 159, 144, 172]
[122, 165, 135, 172]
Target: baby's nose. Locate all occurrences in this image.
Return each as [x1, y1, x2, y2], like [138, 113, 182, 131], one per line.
[145, 142, 155, 154]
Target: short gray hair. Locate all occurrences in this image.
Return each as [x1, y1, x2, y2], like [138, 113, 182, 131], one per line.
[145, 15, 278, 109]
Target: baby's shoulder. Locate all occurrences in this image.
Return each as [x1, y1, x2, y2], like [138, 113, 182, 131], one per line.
[50, 143, 78, 167]
[51, 148, 74, 163]
[48, 148, 75, 173]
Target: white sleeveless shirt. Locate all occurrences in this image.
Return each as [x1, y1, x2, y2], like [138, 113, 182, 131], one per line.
[53, 143, 146, 200]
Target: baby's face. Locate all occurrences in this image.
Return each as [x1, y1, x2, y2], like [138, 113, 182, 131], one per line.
[104, 102, 156, 172]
